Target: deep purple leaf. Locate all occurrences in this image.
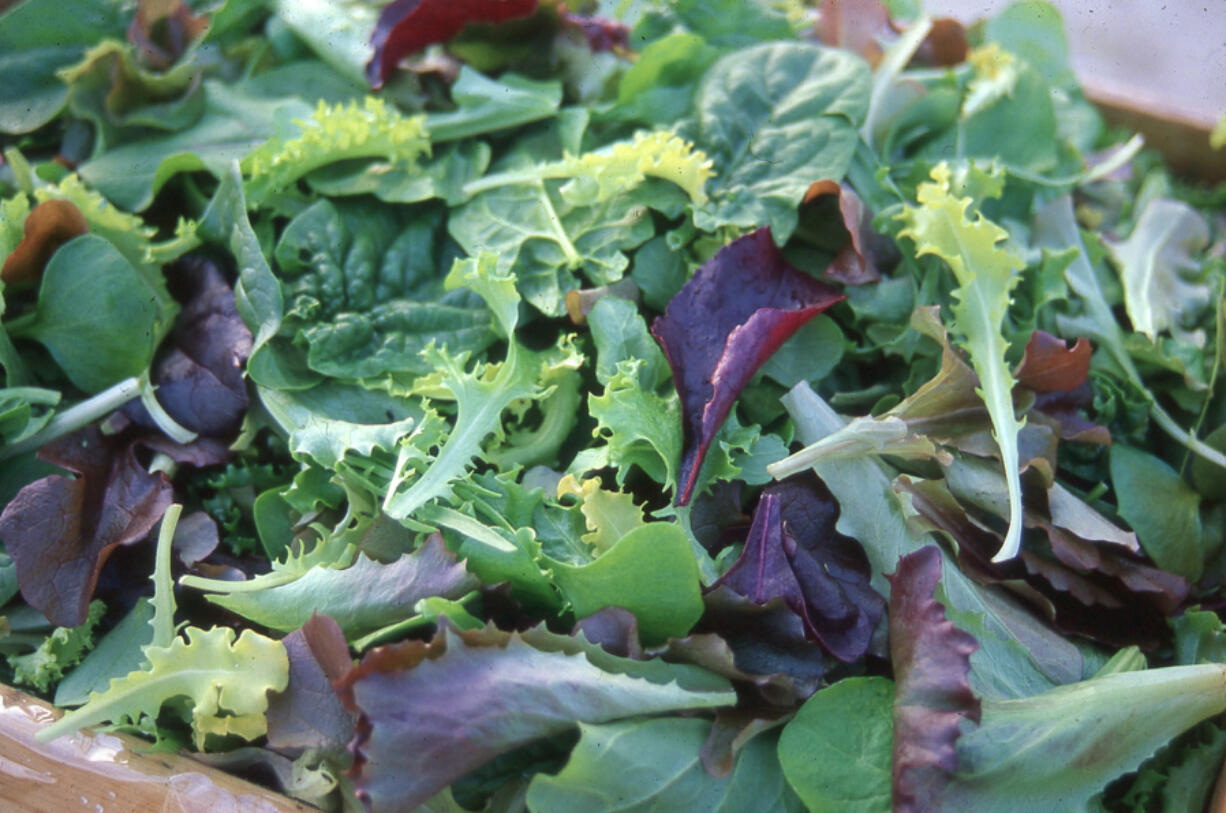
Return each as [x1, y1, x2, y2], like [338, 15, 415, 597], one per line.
[888, 546, 980, 813]
[0, 427, 173, 627]
[266, 613, 356, 760]
[367, 0, 538, 88]
[125, 257, 252, 438]
[710, 476, 883, 663]
[651, 227, 844, 504]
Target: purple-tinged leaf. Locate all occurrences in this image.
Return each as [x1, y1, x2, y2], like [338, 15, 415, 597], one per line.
[124, 258, 252, 438]
[888, 545, 981, 813]
[266, 614, 356, 761]
[0, 427, 172, 627]
[367, 0, 538, 88]
[337, 621, 735, 810]
[711, 476, 882, 663]
[560, 10, 630, 52]
[651, 228, 844, 504]
[802, 179, 886, 285]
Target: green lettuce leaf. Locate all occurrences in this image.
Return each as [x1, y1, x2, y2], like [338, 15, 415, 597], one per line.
[896, 163, 1026, 561]
[528, 717, 802, 812]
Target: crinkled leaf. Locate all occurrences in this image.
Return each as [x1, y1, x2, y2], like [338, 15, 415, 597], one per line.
[8, 600, 105, 693]
[38, 625, 289, 750]
[1108, 198, 1212, 345]
[897, 163, 1026, 561]
[587, 358, 682, 492]
[777, 677, 894, 813]
[652, 228, 844, 504]
[888, 546, 981, 813]
[944, 664, 1226, 812]
[366, 0, 538, 87]
[555, 475, 645, 555]
[274, 200, 495, 379]
[528, 717, 801, 813]
[692, 42, 871, 240]
[587, 295, 670, 390]
[0, 427, 172, 627]
[205, 536, 479, 637]
[549, 522, 703, 644]
[341, 621, 736, 810]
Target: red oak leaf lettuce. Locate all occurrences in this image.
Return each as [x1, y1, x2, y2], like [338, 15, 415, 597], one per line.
[651, 227, 844, 504]
[0, 427, 172, 627]
[711, 475, 883, 662]
[367, 0, 538, 87]
[888, 545, 981, 813]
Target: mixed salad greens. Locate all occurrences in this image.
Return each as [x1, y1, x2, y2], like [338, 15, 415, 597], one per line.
[1, 0, 1225, 810]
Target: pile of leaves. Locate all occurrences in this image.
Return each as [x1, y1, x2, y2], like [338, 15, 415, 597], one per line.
[1, 0, 1225, 810]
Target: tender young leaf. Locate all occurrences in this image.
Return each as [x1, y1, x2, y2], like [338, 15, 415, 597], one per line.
[425, 67, 561, 143]
[10, 234, 176, 393]
[586, 295, 670, 390]
[243, 98, 430, 206]
[38, 625, 289, 750]
[265, 613, 357, 760]
[340, 622, 736, 810]
[944, 664, 1226, 812]
[0, 427, 172, 627]
[549, 522, 703, 644]
[366, 0, 538, 87]
[897, 163, 1026, 561]
[713, 483, 883, 662]
[203, 537, 479, 638]
[1110, 444, 1203, 582]
[587, 359, 682, 492]
[1108, 197, 1212, 345]
[652, 228, 844, 505]
[54, 598, 154, 707]
[274, 200, 495, 380]
[1, 199, 88, 288]
[0, 0, 126, 133]
[888, 545, 982, 813]
[528, 717, 802, 813]
[777, 677, 894, 813]
[692, 42, 872, 240]
[8, 600, 105, 693]
[555, 475, 645, 554]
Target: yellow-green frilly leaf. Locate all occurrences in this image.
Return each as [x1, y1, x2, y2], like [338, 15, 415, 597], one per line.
[243, 97, 430, 205]
[897, 162, 1026, 562]
[36, 625, 289, 750]
[559, 130, 715, 206]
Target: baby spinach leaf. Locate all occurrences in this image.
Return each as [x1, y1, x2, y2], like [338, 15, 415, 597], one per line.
[529, 717, 802, 813]
[1110, 444, 1204, 582]
[273, 199, 495, 379]
[692, 42, 871, 241]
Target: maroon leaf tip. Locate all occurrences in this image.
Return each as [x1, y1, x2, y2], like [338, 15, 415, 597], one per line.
[367, 0, 539, 88]
[651, 227, 845, 505]
[888, 545, 981, 813]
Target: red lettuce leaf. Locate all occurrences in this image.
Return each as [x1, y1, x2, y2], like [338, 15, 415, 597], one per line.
[802, 179, 886, 285]
[367, 0, 538, 87]
[711, 476, 883, 662]
[266, 613, 356, 761]
[337, 621, 734, 810]
[123, 257, 252, 438]
[651, 227, 844, 504]
[0, 427, 172, 627]
[888, 545, 981, 813]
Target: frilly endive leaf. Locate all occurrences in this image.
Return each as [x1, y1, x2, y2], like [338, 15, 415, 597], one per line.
[896, 163, 1025, 562]
[37, 625, 289, 749]
[243, 97, 430, 205]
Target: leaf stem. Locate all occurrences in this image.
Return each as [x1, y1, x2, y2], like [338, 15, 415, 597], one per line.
[0, 376, 142, 460]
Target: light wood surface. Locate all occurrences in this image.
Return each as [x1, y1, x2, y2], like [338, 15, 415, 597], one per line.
[0, 685, 316, 813]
